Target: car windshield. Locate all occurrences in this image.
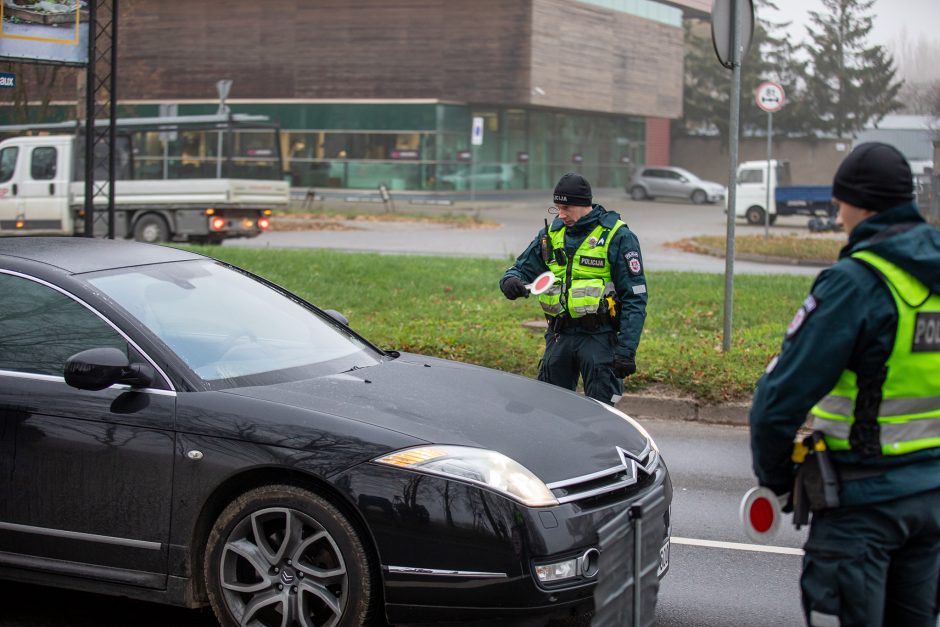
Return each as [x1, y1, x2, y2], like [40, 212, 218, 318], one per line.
[86, 259, 381, 385]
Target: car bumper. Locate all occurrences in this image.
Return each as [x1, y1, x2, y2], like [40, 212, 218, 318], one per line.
[337, 461, 672, 623]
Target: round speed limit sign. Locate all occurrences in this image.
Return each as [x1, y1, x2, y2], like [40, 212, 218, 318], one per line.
[755, 81, 785, 113]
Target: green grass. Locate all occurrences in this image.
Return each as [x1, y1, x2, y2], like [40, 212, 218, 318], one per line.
[183, 246, 814, 403]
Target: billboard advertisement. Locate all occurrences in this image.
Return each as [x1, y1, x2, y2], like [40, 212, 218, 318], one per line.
[0, 1, 89, 66]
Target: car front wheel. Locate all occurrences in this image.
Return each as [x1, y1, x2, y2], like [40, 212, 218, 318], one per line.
[204, 484, 377, 627]
[691, 189, 707, 205]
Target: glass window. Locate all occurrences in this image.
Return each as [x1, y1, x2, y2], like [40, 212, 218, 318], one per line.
[738, 169, 764, 184]
[86, 260, 382, 386]
[0, 274, 128, 376]
[30, 147, 57, 180]
[0, 146, 17, 183]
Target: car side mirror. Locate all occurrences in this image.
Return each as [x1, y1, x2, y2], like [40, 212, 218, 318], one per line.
[324, 309, 349, 326]
[65, 347, 154, 391]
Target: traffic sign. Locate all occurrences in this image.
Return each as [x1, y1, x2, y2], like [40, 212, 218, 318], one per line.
[711, 0, 754, 70]
[755, 81, 785, 113]
[471, 116, 484, 146]
[527, 271, 556, 295]
[739, 486, 782, 543]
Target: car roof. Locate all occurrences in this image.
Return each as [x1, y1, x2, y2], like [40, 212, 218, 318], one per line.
[0, 237, 204, 274]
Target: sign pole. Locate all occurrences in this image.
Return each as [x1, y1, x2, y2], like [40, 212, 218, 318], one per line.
[754, 81, 786, 241]
[765, 111, 772, 239]
[470, 116, 484, 205]
[721, 0, 743, 353]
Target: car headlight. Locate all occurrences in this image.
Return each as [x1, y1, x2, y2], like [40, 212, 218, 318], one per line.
[594, 400, 660, 454]
[374, 445, 559, 507]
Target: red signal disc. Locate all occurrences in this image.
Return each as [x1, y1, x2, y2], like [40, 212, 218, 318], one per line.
[534, 273, 553, 291]
[749, 497, 775, 533]
[739, 486, 781, 543]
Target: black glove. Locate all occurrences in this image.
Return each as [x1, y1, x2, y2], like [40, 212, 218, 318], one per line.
[500, 276, 529, 300]
[612, 355, 636, 379]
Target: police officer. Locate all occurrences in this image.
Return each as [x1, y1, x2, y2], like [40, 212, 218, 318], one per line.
[499, 173, 647, 405]
[749, 143, 940, 627]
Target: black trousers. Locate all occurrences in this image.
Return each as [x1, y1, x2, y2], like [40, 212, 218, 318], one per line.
[801, 486, 940, 627]
[537, 330, 623, 405]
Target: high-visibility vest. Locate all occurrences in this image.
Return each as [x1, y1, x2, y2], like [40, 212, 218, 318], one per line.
[538, 221, 624, 318]
[809, 250, 940, 455]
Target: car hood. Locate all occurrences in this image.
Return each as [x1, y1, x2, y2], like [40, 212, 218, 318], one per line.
[221, 353, 653, 484]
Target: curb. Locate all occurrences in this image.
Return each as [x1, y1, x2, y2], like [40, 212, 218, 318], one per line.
[689, 243, 832, 267]
[616, 393, 750, 426]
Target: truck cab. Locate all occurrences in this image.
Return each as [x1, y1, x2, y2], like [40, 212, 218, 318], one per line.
[0, 135, 73, 235]
[730, 159, 790, 225]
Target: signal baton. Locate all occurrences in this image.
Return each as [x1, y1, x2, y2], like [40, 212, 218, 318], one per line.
[526, 271, 556, 295]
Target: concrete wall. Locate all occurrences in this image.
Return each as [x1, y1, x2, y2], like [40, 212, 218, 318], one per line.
[671, 136, 851, 185]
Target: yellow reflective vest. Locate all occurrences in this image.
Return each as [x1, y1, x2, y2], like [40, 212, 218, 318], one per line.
[810, 250, 940, 455]
[538, 221, 624, 318]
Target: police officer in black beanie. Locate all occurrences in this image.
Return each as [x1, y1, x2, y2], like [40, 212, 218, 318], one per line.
[749, 143, 940, 626]
[499, 172, 648, 405]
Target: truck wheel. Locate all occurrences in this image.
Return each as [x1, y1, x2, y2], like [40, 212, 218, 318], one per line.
[691, 189, 707, 205]
[133, 214, 170, 243]
[630, 186, 648, 201]
[745, 206, 765, 225]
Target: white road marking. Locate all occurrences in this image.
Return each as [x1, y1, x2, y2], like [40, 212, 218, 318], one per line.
[672, 536, 804, 556]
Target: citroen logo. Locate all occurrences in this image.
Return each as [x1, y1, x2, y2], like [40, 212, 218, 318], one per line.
[281, 570, 295, 584]
[615, 445, 658, 481]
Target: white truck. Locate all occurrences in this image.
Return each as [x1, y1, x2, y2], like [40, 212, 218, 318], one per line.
[729, 159, 834, 226]
[0, 114, 290, 243]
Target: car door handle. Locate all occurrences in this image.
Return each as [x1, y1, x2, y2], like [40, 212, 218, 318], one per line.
[49, 183, 55, 195]
[11, 183, 17, 196]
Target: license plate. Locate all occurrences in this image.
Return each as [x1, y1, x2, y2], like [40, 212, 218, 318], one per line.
[657, 537, 670, 577]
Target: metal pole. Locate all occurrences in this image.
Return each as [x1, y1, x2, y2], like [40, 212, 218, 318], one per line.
[107, 0, 118, 239]
[722, 0, 743, 353]
[764, 111, 771, 240]
[633, 516, 643, 626]
[470, 146, 476, 204]
[83, 0, 97, 238]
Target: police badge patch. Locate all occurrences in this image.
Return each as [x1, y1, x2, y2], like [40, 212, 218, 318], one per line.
[785, 294, 819, 339]
[625, 251, 642, 275]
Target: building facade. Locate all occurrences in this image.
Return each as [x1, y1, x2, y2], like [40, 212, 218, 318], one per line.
[3, 0, 700, 192]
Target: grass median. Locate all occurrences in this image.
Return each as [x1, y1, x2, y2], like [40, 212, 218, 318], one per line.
[185, 246, 816, 403]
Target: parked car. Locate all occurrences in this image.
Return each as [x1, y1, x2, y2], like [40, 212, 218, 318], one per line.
[0, 237, 672, 627]
[628, 166, 726, 204]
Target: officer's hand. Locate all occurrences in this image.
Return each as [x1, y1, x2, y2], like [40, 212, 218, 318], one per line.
[500, 277, 529, 300]
[612, 356, 636, 379]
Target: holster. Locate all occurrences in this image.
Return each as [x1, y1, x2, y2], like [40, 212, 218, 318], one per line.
[790, 432, 841, 529]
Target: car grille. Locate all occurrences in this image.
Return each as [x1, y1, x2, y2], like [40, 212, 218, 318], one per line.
[546, 442, 659, 508]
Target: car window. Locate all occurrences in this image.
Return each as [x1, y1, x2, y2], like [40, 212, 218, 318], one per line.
[738, 169, 764, 184]
[86, 259, 381, 385]
[0, 146, 17, 183]
[30, 147, 57, 180]
[0, 273, 129, 376]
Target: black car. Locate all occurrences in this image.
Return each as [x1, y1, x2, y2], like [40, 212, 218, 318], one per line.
[0, 237, 672, 626]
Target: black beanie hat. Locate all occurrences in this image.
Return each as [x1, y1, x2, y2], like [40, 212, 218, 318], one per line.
[553, 172, 593, 206]
[832, 142, 914, 212]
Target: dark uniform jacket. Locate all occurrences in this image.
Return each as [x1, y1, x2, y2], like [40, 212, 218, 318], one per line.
[749, 202, 940, 506]
[500, 205, 648, 360]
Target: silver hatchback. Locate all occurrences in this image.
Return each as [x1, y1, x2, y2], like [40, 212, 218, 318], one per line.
[628, 166, 726, 204]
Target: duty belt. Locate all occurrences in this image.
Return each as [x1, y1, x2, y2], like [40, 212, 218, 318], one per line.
[546, 313, 613, 333]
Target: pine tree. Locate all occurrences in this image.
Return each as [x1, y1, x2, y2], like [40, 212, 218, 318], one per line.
[803, 0, 904, 138]
[676, 0, 807, 142]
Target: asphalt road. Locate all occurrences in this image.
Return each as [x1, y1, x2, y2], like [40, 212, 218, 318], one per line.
[1, 419, 811, 627]
[225, 192, 829, 277]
